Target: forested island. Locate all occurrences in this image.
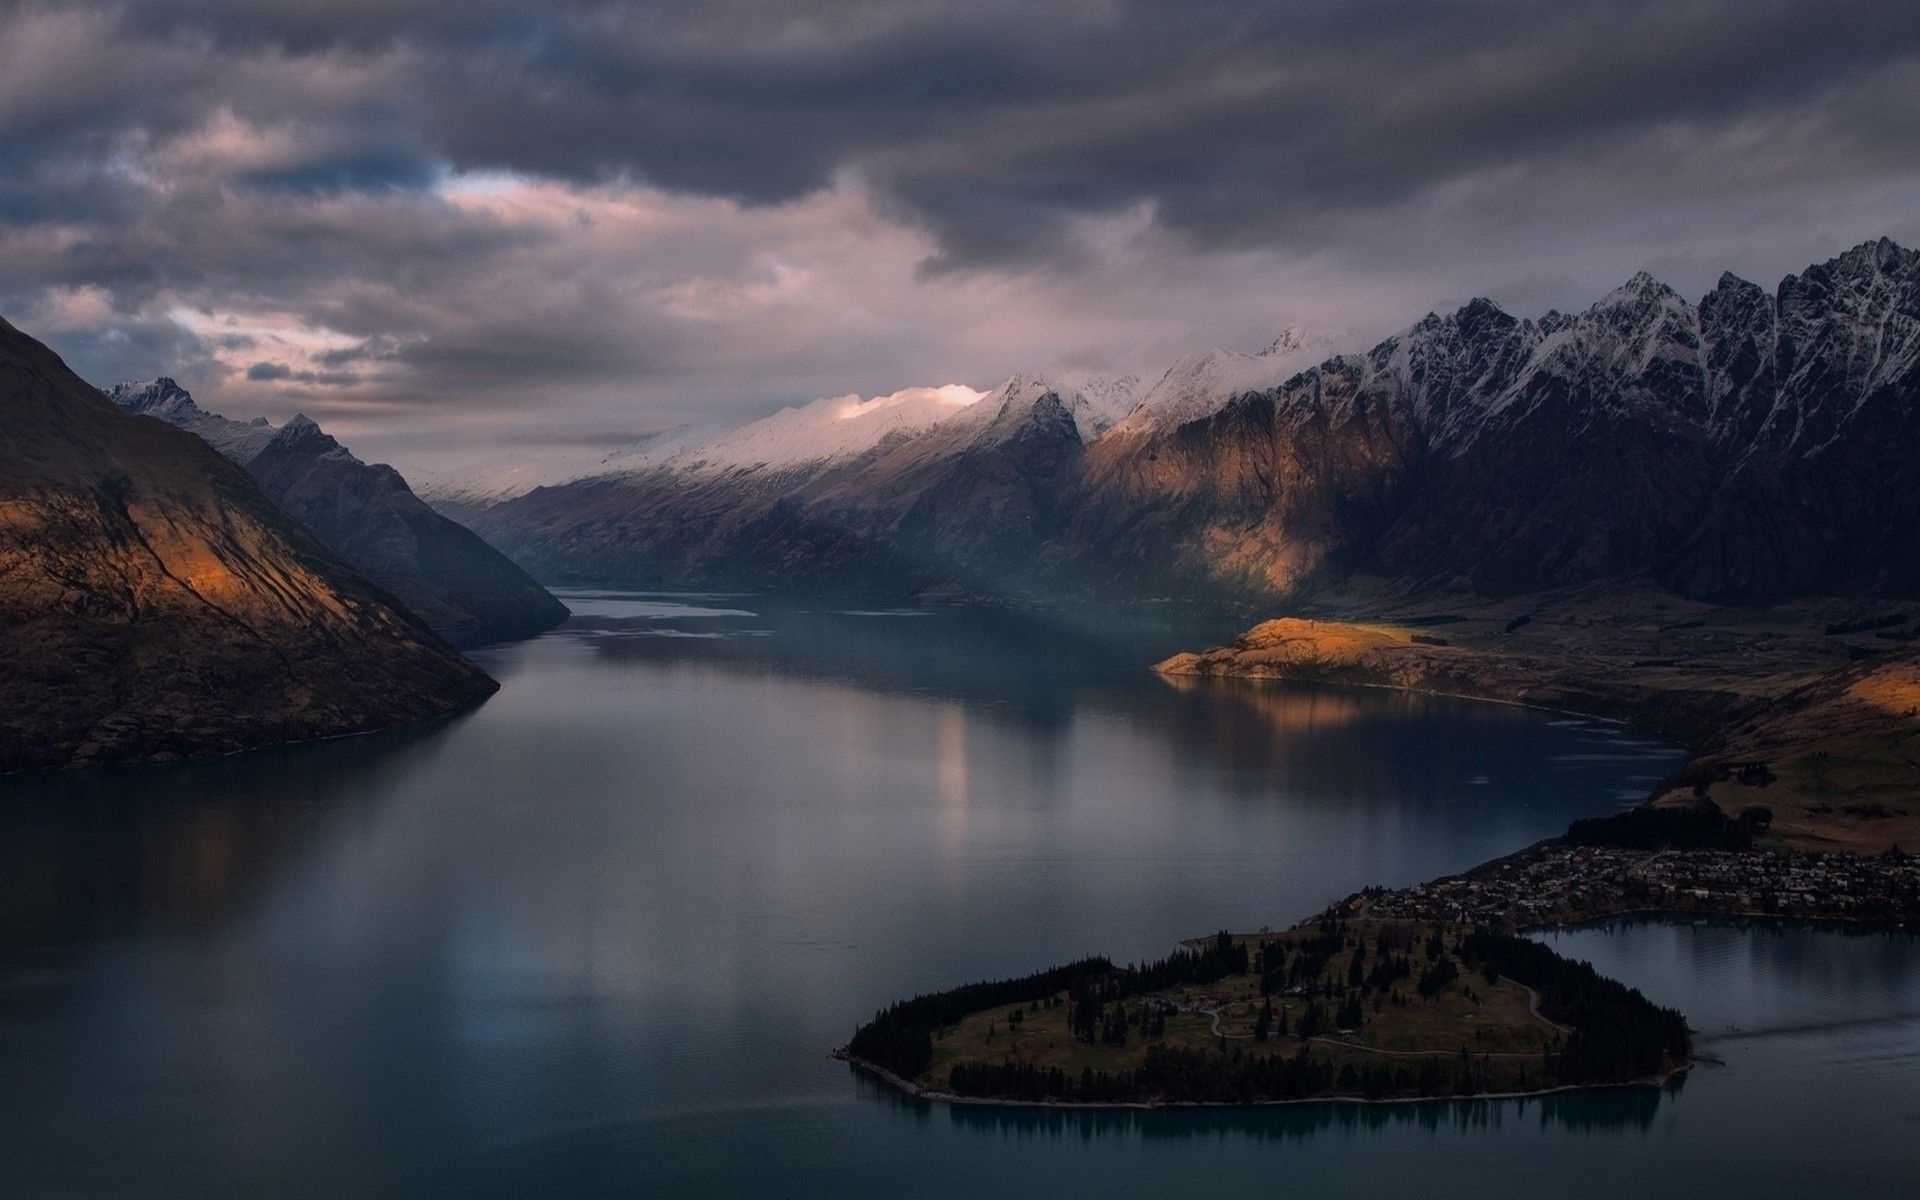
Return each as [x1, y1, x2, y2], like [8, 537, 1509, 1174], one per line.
[840, 917, 1689, 1107]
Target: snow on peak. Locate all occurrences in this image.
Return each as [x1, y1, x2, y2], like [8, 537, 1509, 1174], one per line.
[1259, 326, 1325, 358]
[674, 383, 983, 475]
[1110, 328, 1343, 438]
[109, 377, 199, 417]
[928, 370, 1140, 446]
[105, 377, 278, 461]
[417, 385, 982, 504]
[1068, 373, 1143, 439]
[1594, 270, 1681, 311]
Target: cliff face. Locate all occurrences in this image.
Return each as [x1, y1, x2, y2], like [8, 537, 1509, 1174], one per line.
[110, 381, 567, 645]
[0, 318, 498, 772]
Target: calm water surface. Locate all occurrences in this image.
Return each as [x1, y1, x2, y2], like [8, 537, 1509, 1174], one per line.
[0, 594, 1912, 1197]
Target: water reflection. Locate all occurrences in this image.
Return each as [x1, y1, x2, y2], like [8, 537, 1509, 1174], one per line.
[18, 596, 1901, 1198]
[554, 593, 1679, 826]
[855, 1070, 1674, 1142]
[0, 716, 469, 948]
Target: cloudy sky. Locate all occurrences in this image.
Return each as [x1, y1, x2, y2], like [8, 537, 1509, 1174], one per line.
[5, 1, 1918, 470]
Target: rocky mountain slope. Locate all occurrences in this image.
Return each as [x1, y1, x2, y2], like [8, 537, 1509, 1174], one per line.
[111, 380, 566, 645]
[468, 239, 1919, 607]
[0, 318, 497, 772]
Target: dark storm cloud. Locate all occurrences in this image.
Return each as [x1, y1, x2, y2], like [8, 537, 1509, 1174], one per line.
[2, 0, 1917, 463]
[71, 0, 1920, 261]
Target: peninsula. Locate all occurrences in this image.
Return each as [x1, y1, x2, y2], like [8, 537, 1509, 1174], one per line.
[841, 589, 1920, 1108]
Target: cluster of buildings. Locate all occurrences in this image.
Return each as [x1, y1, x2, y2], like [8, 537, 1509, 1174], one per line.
[1352, 844, 1920, 930]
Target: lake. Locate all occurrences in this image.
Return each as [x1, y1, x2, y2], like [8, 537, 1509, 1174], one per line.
[0, 594, 1911, 1197]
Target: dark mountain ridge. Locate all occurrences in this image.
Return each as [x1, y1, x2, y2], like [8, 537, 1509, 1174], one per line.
[471, 239, 1920, 607]
[0, 318, 497, 772]
[110, 380, 567, 645]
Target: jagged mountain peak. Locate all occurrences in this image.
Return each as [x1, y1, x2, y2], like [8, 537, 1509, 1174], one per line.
[1259, 326, 1315, 357]
[1827, 235, 1915, 276]
[105, 375, 565, 645]
[469, 235, 1920, 607]
[1587, 272, 1689, 332]
[109, 376, 203, 419]
[666, 383, 984, 478]
[1455, 296, 1514, 324]
[899, 369, 1125, 450]
[106, 377, 277, 460]
[1606, 269, 1674, 298]
[950, 372, 1065, 432]
[997, 371, 1062, 402]
[264, 411, 347, 457]
[1111, 329, 1342, 439]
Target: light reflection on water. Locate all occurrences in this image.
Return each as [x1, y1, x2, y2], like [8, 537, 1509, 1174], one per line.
[0, 595, 1907, 1197]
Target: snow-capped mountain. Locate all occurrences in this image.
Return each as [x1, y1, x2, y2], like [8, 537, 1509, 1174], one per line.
[469, 239, 1920, 606]
[413, 425, 718, 519]
[1106, 327, 1343, 440]
[109, 376, 279, 460]
[880, 373, 1119, 458]
[109, 379, 566, 644]
[668, 383, 982, 476]
[416, 384, 983, 515]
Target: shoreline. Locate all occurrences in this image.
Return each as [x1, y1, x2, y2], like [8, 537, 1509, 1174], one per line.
[1515, 904, 1920, 936]
[839, 610, 1916, 1113]
[831, 1048, 1689, 1113]
[1156, 661, 1654, 735]
[1154, 606, 1920, 856]
[838, 861, 1914, 1112]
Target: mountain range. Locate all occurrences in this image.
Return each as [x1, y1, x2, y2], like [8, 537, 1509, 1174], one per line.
[456, 240, 1920, 607]
[110, 379, 567, 646]
[0, 318, 496, 772]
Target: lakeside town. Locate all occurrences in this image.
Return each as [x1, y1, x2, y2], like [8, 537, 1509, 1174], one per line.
[1349, 843, 1920, 931]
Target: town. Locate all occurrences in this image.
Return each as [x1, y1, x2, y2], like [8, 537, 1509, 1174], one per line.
[1351, 843, 1920, 930]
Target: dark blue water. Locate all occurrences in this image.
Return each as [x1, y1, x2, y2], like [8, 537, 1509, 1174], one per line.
[0, 595, 1909, 1196]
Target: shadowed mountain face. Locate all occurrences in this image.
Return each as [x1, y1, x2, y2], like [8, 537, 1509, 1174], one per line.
[471, 240, 1920, 606]
[0, 318, 497, 772]
[110, 380, 567, 646]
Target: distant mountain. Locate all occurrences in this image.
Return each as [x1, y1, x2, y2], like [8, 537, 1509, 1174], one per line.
[413, 384, 991, 519]
[110, 380, 567, 645]
[1102, 327, 1342, 443]
[469, 239, 1920, 606]
[470, 372, 1138, 591]
[0, 317, 497, 772]
[412, 424, 721, 523]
